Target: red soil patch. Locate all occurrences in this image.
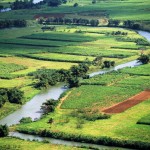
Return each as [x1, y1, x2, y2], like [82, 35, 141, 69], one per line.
[102, 90, 150, 114]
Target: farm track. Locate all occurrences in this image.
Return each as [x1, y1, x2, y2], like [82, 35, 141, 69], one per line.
[102, 90, 150, 113]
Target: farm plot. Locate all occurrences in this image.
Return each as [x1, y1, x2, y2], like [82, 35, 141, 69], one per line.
[102, 90, 150, 114]
[0, 56, 76, 75]
[21, 32, 98, 42]
[81, 72, 130, 85]
[137, 113, 150, 125]
[0, 38, 77, 47]
[28, 53, 95, 63]
[120, 63, 150, 76]
[61, 85, 140, 109]
[115, 75, 150, 91]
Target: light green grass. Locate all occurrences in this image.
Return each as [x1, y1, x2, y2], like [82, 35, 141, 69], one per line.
[120, 63, 150, 76]
[137, 113, 150, 125]
[61, 85, 140, 109]
[0, 137, 86, 150]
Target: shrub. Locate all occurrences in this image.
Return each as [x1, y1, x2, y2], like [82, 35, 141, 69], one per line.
[19, 117, 32, 124]
[0, 125, 9, 137]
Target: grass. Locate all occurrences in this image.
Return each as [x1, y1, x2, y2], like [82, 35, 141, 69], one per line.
[16, 99, 150, 143]
[81, 72, 130, 85]
[137, 113, 150, 125]
[0, 56, 76, 75]
[0, 137, 86, 150]
[120, 63, 150, 76]
[61, 85, 140, 109]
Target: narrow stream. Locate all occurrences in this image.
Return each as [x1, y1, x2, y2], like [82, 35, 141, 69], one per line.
[0, 30, 149, 149]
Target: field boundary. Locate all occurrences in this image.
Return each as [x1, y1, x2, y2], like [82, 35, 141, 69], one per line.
[102, 90, 150, 114]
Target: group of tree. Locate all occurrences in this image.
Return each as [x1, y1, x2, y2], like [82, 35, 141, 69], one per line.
[109, 31, 128, 36]
[0, 20, 27, 29]
[11, 0, 67, 10]
[0, 125, 9, 137]
[33, 63, 89, 89]
[137, 54, 150, 64]
[0, 88, 24, 108]
[41, 99, 58, 114]
[102, 61, 115, 68]
[47, 0, 67, 7]
[39, 18, 99, 26]
[108, 19, 140, 29]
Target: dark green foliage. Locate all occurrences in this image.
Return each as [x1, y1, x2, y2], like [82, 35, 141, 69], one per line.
[0, 5, 4, 10]
[47, 0, 62, 7]
[0, 125, 9, 137]
[48, 118, 53, 124]
[67, 77, 80, 88]
[108, 20, 120, 27]
[137, 54, 150, 64]
[41, 99, 58, 114]
[7, 88, 24, 104]
[0, 20, 27, 29]
[19, 117, 32, 124]
[0, 89, 8, 108]
[42, 17, 99, 26]
[103, 61, 115, 68]
[73, 3, 78, 7]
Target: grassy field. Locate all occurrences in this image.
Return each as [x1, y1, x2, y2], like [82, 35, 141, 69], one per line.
[0, 137, 86, 150]
[120, 63, 150, 76]
[81, 72, 129, 85]
[61, 85, 140, 109]
[137, 113, 150, 125]
[0, 0, 150, 22]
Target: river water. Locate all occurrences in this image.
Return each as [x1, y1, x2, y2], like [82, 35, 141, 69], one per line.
[0, 29, 149, 149]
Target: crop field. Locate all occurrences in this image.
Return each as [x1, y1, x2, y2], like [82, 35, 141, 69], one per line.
[22, 32, 98, 42]
[0, 0, 150, 22]
[115, 75, 150, 90]
[81, 72, 130, 85]
[61, 85, 140, 109]
[137, 113, 150, 125]
[30, 53, 95, 63]
[120, 63, 150, 76]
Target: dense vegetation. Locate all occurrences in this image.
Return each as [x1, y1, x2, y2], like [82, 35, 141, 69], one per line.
[0, 125, 8, 137]
[0, 20, 27, 29]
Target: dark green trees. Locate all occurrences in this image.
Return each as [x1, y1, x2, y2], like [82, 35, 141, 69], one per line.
[0, 125, 9, 137]
[138, 54, 150, 64]
[47, 0, 62, 7]
[7, 88, 24, 104]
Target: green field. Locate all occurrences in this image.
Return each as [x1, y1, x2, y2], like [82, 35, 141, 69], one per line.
[81, 72, 129, 85]
[0, 137, 86, 150]
[137, 113, 150, 125]
[0, 0, 150, 148]
[61, 85, 140, 109]
[120, 63, 150, 76]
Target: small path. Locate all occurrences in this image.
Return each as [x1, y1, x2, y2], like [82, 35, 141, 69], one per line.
[57, 91, 72, 109]
[102, 90, 150, 114]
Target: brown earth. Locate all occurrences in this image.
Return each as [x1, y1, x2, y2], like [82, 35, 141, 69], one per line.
[102, 90, 150, 114]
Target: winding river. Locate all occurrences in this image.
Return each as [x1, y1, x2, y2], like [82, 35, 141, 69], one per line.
[0, 30, 150, 149]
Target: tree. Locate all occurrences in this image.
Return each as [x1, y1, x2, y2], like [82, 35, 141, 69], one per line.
[0, 89, 8, 108]
[19, 117, 32, 123]
[137, 54, 149, 64]
[41, 99, 57, 114]
[0, 125, 9, 137]
[7, 88, 24, 104]
[0, 5, 4, 10]
[47, 0, 62, 7]
[67, 77, 81, 88]
[73, 3, 78, 7]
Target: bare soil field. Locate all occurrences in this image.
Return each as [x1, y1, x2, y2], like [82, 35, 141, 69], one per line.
[102, 90, 150, 114]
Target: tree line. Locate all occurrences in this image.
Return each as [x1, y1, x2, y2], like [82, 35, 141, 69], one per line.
[10, 0, 67, 10]
[0, 20, 27, 29]
[108, 19, 141, 30]
[0, 88, 24, 108]
[38, 18, 99, 27]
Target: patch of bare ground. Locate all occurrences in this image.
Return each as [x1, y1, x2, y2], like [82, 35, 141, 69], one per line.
[102, 90, 150, 114]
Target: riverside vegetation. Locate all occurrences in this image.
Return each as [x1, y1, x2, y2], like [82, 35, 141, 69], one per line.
[0, 0, 150, 149]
